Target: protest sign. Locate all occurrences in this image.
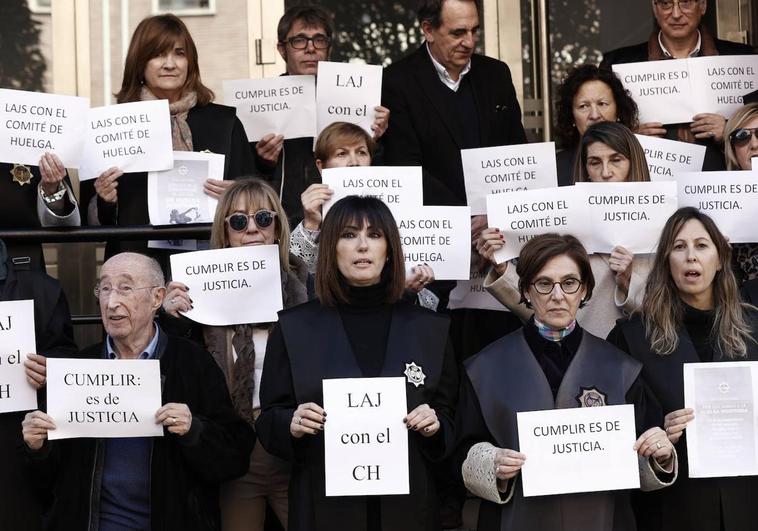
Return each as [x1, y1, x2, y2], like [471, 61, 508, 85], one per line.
[462, 142, 558, 215]
[0, 300, 37, 414]
[395, 205, 471, 281]
[147, 151, 224, 225]
[0, 89, 89, 168]
[323, 377, 409, 496]
[316, 61, 382, 137]
[575, 181, 678, 254]
[675, 171, 758, 243]
[447, 262, 509, 311]
[223, 76, 316, 141]
[321, 166, 423, 217]
[689, 56, 758, 118]
[752, 157, 757, 171]
[79, 99, 173, 181]
[684, 362, 758, 478]
[47, 358, 163, 439]
[517, 404, 640, 497]
[613, 59, 693, 124]
[170, 245, 283, 326]
[636, 134, 706, 181]
[486, 187, 591, 263]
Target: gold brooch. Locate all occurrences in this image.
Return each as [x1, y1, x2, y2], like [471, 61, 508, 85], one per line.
[10, 164, 32, 186]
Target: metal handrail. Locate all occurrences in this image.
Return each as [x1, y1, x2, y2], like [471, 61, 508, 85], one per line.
[0, 223, 213, 243]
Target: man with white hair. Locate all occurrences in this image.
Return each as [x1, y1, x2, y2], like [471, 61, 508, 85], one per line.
[22, 252, 255, 531]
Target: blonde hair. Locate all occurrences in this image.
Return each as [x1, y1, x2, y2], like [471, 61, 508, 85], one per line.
[724, 103, 758, 170]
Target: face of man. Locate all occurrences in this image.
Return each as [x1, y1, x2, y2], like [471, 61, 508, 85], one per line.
[653, 0, 706, 44]
[422, 0, 480, 79]
[277, 19, 331, 76]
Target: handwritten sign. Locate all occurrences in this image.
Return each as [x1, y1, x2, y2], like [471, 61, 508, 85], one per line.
[323, 377, 409, 496]
[0, 300, 37, 414]
[486, 187, 591, 263]
[170, 245, 283, 326]
[223, 76, 316, 141]
[576, 181, 678, 254]
[47, 358, 163, 439]
[517, 405, 640, 497]
[0, 89, 89, 168]
[78, 99, 173, 181]
[675, 171, 758, 243]
[462, 142, 558, 215]
[322, 166, 423, 217]
[316, 61, 382, 137]
[636, 134, 706, 181]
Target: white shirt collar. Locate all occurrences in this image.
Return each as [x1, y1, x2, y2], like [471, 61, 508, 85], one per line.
[426, 42, 472, 92]
[658, 29, 702, 58]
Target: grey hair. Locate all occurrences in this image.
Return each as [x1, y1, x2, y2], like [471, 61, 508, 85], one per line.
[102, 252, 165, 287]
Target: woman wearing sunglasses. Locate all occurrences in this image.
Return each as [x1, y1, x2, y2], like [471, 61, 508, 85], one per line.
[457, 233, 675, 531]
[162, 178, 309, 531]
[723, 103, 758, 283]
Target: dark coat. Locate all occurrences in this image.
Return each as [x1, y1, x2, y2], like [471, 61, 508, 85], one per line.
[610, 313, 758, 531]
[556, 148, 577, 187]
[27, 330, 255, 531]
[256, 299, 458, 531]
[0, 255, 78, 531]
[381, 45, 527, 206]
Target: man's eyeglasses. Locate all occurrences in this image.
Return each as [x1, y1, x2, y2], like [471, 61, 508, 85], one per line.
[225, 210, 277, 232]
[654, 0, 701, 13]
[94, 285, 159, 299]
[282, 35, 331, 50]
[531, 278, 583, 295]
[729, 127, 758, 147]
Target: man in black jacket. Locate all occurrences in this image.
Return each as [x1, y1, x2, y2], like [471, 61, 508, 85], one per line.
[22, 252, 254, 531]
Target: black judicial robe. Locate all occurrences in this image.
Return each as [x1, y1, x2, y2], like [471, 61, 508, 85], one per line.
[458, 325, 654, 531]
[256, 299, 458, 531]
[610, 314, 758, 531]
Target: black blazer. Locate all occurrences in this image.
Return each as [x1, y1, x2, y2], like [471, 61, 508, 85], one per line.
[381, 45, 527, 206]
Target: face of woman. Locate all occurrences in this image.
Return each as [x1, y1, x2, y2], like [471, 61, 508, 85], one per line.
[143, 41, 188, 102]
[336, 219, 388, 287]
[225, 197, 278, 248]
[668, 218, 721, 310]
[321, 139, 372, 169]
[527, 254, 587, 330]
[572, 80, 618, 135]
[585, 141, 631, 182]
[733, 115, 758, 171]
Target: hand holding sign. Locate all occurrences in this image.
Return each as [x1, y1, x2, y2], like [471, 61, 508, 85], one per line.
[292, 402, 326, 438]
[301, 183, 334, 230]
[494, 448, 527, 481]
[22, 410, 56, 451]
[38, 152, 69, 196]
[663, 408, 695, 445]
[156, 402, 193, 437]
[94, 167, 124, 203]
[24, 353, 47, 390]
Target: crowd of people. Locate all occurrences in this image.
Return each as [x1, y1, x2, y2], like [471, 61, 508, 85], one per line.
[3, 0, 758, 530]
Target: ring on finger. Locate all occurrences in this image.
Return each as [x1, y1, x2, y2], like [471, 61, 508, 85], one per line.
[655, 441, 662, 450]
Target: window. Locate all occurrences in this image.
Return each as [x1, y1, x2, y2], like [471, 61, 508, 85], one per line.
[152, 0, 216, 16]
[28, 0, 51, 15]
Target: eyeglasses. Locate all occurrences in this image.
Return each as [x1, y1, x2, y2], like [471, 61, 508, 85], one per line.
[282, 35, 331, 50]
[531, 278, 583, 295]
[94, 285, 159, 299]
[654, 0, 701, 13]
[729, 127, 758, 147]
[225, 210, 277, 232]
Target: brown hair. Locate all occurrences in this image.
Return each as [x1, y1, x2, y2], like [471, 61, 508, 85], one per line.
[316, 196, 405, 306]
[572, 121, 650, 183]
[724, 103, 758, 170]
[515, 233, 595, 308]
[277, 4, 334, 43]
[314, 122, 377, 163]
[210, 178, 291, 270]
[417, 0, 481, 28]
[116, 14, 213, 105]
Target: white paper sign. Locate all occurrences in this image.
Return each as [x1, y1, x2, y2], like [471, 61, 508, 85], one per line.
[684, 362, 758, 478]
[147, 151, 224, 225]
[517, 404, 640, 497]
[395, 205, 472, 281]
[636, 134, 706, 181]
[752, 157, 757, 171]
[316, 61, 382, 137]
[613, 59, 693, 124]
[689, 56, 758, 118]
[170, 245, 283, 326]
[79, 99, 173, 181]
[675, 171, 758, 243]
[223, 76, 316, 141]
[321, 166, 423, 217]
[323, 377, 409, 496]
[447, 262, 508, 311]
[47, 358, 163, 439]
[462, 142, 558, 215]
[486, 187, 591, 263]
[575, 181, 678, 254]
[0, 89, 89, 168]
[0, 300, 37, 414]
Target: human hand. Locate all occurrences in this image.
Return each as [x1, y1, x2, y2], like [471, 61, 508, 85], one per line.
[38, 152, 68, 196]
[404, 403, 440, 437]
[663, 408, 694, 445]
[291, 402, 326, 438]
[405, 264, 435, 293]
[691, 113, 726, 143]
[636, 122, 667, 138]
[256, 133, 284, 165]
[24, 353, 47, 390]
[163, 281, 192, 317]
[609, 245, 634, 296]
[301, 183, 333, 230]
[493, 448, 526, 480]
[22, 410, 55, 451]
[156, 402, 193, 437]
[94, 167, 124, 203]
[634, 426, 674, 466]
[475, 227, 507, 275]
[203, 178, 232, 199]
[372, 106, 390, 139]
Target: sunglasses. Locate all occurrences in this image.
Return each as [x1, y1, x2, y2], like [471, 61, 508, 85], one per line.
[225, 210, 277, 232]
[729, 127, 758, 147]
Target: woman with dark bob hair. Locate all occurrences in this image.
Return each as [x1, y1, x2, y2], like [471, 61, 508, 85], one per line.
[457, 233, 676, 531]
[83, 14, 254, 260]
[554, 64, 639, 186]
[608, 207, 758, 531]
[257, 195, 458, 531]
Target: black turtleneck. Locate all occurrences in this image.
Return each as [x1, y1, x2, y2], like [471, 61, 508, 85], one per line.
[683, 303, 717, 362]
[523, 318, 583, 399]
